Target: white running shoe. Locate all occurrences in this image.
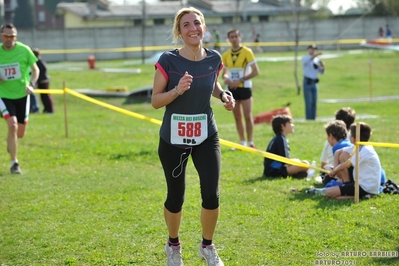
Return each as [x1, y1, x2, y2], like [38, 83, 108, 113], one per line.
[198, 243, 224, 266]
[10, 162, 22, 174]
[306, 188, 316, 194]
[165, 243, 184, 266]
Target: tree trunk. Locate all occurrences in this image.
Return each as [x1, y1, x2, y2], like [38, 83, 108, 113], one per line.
[292, 0, 301, 95]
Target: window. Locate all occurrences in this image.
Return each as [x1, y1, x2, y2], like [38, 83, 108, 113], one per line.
[38, 0, 44, 5]
[259, 15, 269, 22]
[134, 19, 142, 26]
[222, 17, 233, 24]
[38, 11, 46, 22]
[154, 18, 164, 25]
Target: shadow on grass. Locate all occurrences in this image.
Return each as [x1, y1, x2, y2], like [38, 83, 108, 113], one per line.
[371, 247, 399, 265]
[244, 174, 311, 184]
[245, 176, 357, 208]
[123, 96, 151, 104]
[242, 175, 385, 209]
[289, 191, 356, 209]
[108, 150, 154, 160]
[288, 189, 387, 209]
[244, 175, 288, 183]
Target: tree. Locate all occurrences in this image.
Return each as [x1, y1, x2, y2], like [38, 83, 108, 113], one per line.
[356, 0, 399, 16]
[288, 0, 333, 95]
[302, 0, 331, 8]
[281, 0, 334, 95]
[291, 0, 302, 95]
[300, 0, 336, 18]
[0, 2, 3, 26]
[44, 0, 78, 14]
[13, 0, 35, 28]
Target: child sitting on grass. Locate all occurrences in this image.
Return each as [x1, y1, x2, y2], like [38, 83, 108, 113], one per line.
[307, 122, 382, 199]
[320, 107, 356, 172]
[327, 120, 353, 154]
[322, 120, 353, 185]
[263, 115, 309, 178]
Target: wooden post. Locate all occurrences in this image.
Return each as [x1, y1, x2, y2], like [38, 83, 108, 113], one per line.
[369, 60, 373, 102]
[63, 81, 68, 138]
[354, 122, 361, 203]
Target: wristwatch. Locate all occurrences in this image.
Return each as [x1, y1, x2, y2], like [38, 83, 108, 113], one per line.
[219, 91, 225, 103]
[240, 77, 245, 82]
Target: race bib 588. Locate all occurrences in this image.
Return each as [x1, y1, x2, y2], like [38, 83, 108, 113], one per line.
[170, 113, 208, 146]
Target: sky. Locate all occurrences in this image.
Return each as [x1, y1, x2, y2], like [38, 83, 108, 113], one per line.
[324, 0, 358, 14]
[108, 0, 358, 15]
[109, 0, 156, 4]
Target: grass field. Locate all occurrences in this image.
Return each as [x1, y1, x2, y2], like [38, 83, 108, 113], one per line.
[0, 49, 398, 265]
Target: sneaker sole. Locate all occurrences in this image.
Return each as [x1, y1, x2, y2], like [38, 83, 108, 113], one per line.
[11, 171, 22, 174]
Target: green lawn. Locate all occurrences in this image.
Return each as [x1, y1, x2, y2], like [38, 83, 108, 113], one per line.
[0, 49, 398, 265]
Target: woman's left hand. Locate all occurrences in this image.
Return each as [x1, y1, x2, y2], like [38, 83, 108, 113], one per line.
[222, 92, 235, 111]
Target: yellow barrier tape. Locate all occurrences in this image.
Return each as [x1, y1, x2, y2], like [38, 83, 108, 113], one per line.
[41, 46, 177, 54]
[34, 88, 328, 173]
[43, 88, 399, 175]
[65, 88, 162, 126]
[65, 88, 328, 173]
[242, 39, 367, 47]
[220, 138, 328, 173]
[35, 88, 399, 174]
[357, 141, 399, 148]
[39, 39, 399, 55]
[34, 89, 65, 95]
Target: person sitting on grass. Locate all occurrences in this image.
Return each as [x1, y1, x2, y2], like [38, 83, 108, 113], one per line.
[307, 122, 382, 200]
[263, 115, 309, 178]
[332, 124, 387, 192]
[322, 120, 353, 186]
[320, 107, 356, 174]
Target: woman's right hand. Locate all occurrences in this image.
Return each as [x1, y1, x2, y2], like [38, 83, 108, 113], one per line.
[177, 71, 193, 94]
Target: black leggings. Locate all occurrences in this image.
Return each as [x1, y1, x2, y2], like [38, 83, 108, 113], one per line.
[158, 133, 221, 213]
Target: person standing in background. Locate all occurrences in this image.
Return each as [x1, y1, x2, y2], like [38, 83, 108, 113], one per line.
[29, 89, 40, 113]
[385, 24, 393, 42]
[0, 23, 39, 174]
[252, 28, 262, 53]
[378, 26, 384, 38]
[203, 29, 212, 48]
[213, 28, 221, 52]
[301, 44, 325, 120]
[222, 28, 260, 148]
[32, 48, 54, 113]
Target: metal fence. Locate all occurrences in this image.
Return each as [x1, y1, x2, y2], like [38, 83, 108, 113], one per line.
[15, 16, 399, 62]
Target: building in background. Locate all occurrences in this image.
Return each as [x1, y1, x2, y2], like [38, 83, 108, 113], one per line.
[1, 0, 63, 29]
[33, 0, 63, 29]
[0, 0, 365, 30]
[56, 0, 314, 29]
[3, 0, 17, 24]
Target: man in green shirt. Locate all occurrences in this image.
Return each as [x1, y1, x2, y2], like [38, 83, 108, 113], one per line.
[0, 24, 39, 174]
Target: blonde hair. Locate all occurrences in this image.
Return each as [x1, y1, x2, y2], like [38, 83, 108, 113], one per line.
[172, 7, 205, 45]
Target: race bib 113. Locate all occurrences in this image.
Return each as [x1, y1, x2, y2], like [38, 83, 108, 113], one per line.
[0, 63, 22, 81]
